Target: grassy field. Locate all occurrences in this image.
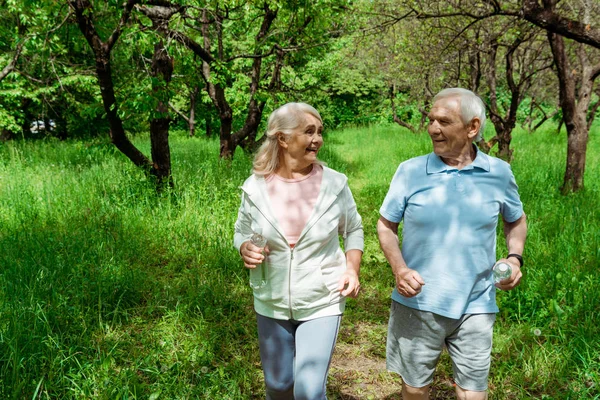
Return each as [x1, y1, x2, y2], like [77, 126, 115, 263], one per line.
[0, 124, 599, 399]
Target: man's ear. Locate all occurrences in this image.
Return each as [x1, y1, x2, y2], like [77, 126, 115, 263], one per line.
[467, 118, 481, 140]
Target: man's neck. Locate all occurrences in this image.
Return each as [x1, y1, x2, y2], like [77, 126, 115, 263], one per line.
[440, 144, 477, 170]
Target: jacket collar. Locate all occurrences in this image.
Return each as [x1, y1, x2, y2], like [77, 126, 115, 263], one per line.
[426, 145, 490, 174]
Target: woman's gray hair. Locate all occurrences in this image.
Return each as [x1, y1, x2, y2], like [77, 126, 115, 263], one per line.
[433, 88, 487, 141]
[253, 102, 323, 176]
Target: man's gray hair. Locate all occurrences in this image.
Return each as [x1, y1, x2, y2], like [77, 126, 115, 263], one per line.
[433, 88, 487, 141]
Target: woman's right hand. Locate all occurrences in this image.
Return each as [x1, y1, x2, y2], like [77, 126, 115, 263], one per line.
[240, 240, 269, 269]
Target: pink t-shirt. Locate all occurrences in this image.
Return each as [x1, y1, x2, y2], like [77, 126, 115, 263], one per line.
[266, 165, 323, 246]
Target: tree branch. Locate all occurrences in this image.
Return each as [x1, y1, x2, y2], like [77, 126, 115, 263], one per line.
[0, 41, 25, 82]
[168, 101, 190, 123]
[136, 5, 215, 63]
[591, 62, 600, 82]
[106, 0, 139, 51]
[522, 0, 600, 50]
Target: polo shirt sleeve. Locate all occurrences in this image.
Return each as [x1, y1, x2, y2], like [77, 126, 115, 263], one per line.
[500, 166, 524, 223]
[379, 163, 408, 223]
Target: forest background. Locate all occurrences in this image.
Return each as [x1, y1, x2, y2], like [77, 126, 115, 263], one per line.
[1, 0, 599, 398]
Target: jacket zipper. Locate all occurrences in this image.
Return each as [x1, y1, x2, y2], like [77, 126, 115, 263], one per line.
[288, 248, 294, 319]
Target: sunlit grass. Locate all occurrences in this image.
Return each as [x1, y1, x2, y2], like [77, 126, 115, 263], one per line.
[0, 123, 599, 398]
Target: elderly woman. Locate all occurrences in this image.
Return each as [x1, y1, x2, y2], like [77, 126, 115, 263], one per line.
[234, 102, 364, 400]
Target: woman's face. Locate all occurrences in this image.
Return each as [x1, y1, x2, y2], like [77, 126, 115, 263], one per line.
[280, 113, 323, 168]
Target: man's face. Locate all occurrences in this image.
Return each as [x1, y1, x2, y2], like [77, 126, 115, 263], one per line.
[427, 97, 476, 160]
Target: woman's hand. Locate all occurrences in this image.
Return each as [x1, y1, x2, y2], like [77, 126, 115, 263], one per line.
[337, 270, 361, 298]
[240, 240, 270, 269]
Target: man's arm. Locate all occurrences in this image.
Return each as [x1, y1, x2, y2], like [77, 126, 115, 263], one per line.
[377, 216, 424, 297]
[496, 213, 527, 290]
[504, 213, 527, 258]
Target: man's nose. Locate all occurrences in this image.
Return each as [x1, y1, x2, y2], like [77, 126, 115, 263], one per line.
[428, 121, 441, 133]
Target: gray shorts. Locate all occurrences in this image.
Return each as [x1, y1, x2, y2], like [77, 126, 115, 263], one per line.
[386, 300, 496, 391]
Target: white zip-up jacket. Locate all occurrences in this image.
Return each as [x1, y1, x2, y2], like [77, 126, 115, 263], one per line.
[234, 166, 364, 321]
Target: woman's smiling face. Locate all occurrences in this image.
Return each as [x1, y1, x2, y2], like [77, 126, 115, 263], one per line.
[280, 113, 323, 169]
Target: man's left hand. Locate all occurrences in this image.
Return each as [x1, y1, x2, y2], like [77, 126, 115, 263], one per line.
[495, 258, 522, 291]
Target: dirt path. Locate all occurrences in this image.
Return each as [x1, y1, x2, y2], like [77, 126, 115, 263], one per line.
[329, 322, 457, 399]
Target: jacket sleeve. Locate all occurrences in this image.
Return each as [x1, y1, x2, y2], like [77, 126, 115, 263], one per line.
[339, 183, 364, 252]
[233, 191, 253, 252]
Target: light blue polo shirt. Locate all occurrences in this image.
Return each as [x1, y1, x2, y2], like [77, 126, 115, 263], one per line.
[380, 148, 524, 319]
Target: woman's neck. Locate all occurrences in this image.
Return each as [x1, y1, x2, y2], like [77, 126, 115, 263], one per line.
[275, 161, 314, 179]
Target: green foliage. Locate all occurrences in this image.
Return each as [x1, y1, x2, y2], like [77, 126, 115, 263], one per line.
[1, 124, 599, 398]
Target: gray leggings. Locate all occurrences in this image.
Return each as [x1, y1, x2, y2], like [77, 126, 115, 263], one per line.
[256, 314, 341, 400]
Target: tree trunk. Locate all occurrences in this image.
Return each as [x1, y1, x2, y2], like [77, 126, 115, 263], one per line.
[150, 41, 174, 189]
[0, 129, 12, 141]
[547, 31, 597, 193]
[494, 126, 514, 162]
[198, 9, 234, 158]
[233, 5, 278, 153]
[588, 91, 600, 130]
[69, 0, 153, 172]
[188, 86, 198, 137]
[562, 114, 588, 193]
[476, 136, 498, 154]
[205, 111, 212, 137]
[219, 115, 234, 158]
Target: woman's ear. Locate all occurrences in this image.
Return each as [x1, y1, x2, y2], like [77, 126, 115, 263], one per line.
[277, 133, 288, 148]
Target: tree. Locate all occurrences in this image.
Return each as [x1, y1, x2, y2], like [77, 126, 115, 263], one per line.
[548, 32, 600, 193]
[149, 40, 174, 188]
[138, 0, 349, 157]
[406, 0, 600, 192]
[480, 23, 553, 160]
[68, 0, 174, 185]
[536, 0, 600, 193]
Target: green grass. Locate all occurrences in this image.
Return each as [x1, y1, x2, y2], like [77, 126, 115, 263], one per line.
[0, 124, 599, 398]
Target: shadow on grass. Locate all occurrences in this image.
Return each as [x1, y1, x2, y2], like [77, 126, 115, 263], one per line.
[0, 205, 256, 397]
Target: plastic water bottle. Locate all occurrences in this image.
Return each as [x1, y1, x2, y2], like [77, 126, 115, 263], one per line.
[493, 262, 512, 283]
[249, 230, 268, 289]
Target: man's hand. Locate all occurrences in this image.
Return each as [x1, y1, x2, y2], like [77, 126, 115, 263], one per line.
[240, 240, 270, 269]
[395, 268, 425, 297]
[494, 258, 522, 291]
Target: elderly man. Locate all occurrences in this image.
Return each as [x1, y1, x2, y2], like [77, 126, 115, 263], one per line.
[377, 88, 527, 400]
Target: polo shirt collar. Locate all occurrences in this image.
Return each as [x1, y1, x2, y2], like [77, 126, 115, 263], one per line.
[426, 145, 491, 174]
